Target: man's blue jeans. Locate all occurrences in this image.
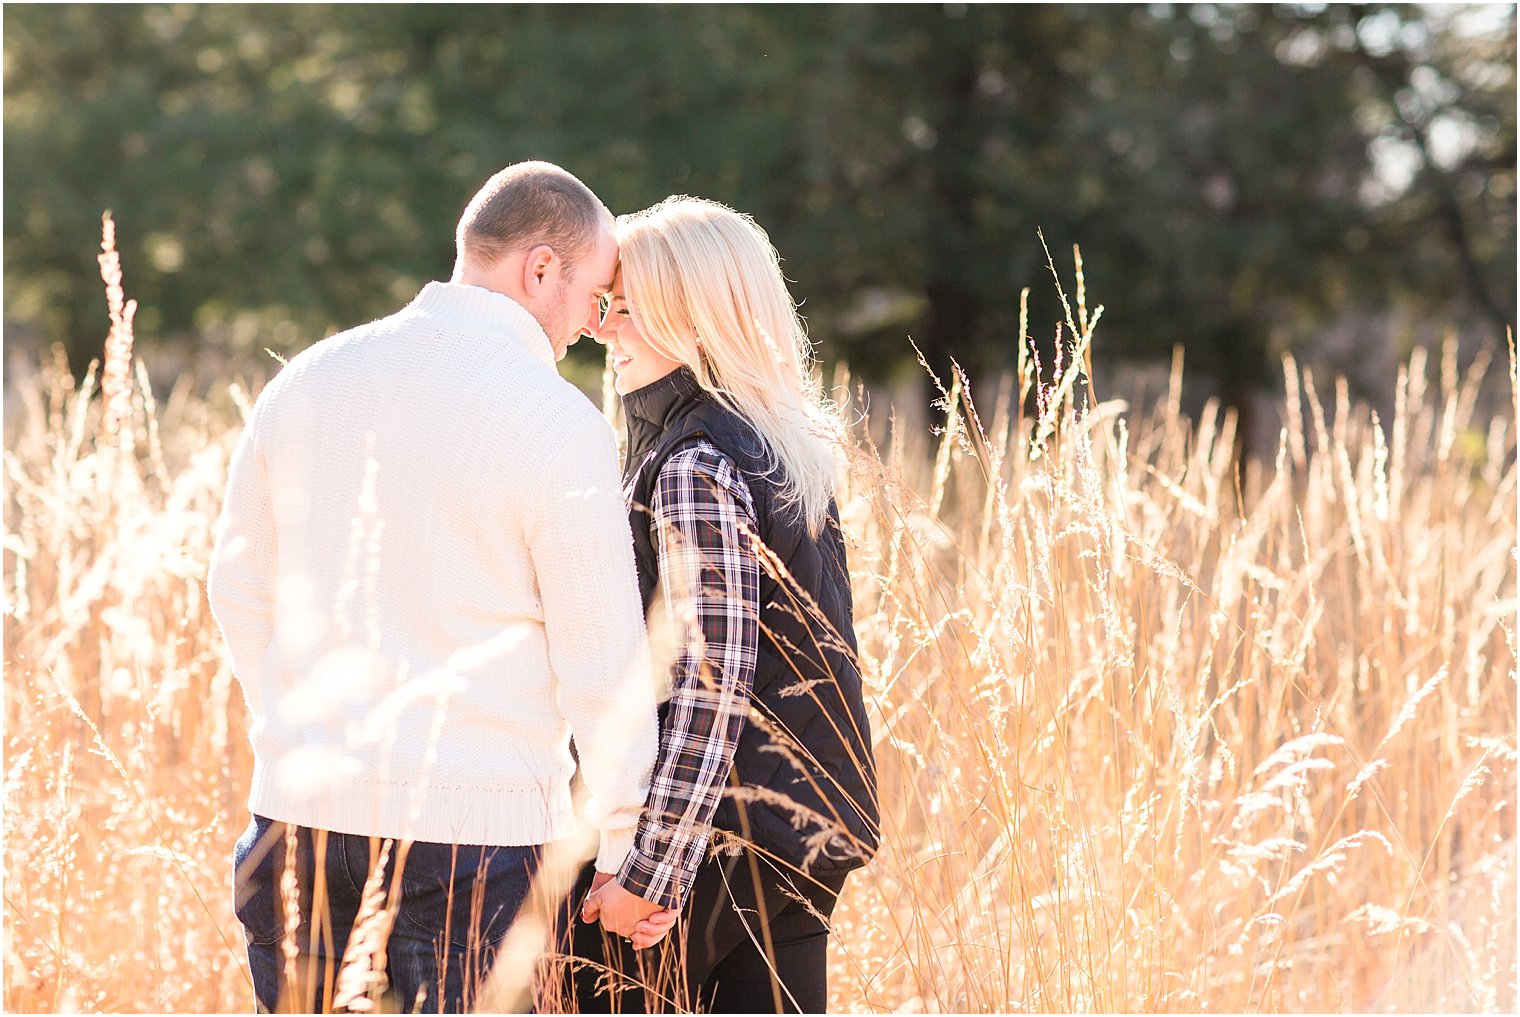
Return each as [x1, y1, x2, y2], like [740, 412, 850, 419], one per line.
[233, 815, 541, 1013]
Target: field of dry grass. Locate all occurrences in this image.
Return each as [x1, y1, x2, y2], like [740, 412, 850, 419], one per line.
[3, 228, 1515, 1012]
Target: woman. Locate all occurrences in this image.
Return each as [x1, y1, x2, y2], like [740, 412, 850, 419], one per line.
[561, 197, 879, 1013]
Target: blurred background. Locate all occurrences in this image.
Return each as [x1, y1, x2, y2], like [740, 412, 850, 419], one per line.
[4, 3, 1515, 445]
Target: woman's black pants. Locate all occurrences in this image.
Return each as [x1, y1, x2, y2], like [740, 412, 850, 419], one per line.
[555, 849, 849, 1014]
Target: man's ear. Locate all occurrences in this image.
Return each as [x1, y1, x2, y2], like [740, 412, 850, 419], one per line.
[521, 244, 557, 297]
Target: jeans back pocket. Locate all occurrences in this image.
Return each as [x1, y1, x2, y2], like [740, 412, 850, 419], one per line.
[233, 815, 288, 948]
[397, 842, 540, 949]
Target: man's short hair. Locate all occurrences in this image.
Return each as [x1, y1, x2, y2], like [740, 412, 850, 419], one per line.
[455, 162, 610, 274]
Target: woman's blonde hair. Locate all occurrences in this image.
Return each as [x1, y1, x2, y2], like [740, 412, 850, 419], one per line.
[616, 196, 843, 536]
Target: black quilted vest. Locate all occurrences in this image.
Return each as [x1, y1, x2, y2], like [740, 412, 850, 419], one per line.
[621, 368, 879, 876]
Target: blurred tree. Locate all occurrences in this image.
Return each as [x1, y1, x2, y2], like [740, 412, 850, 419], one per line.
[4, 3, 1514, 424]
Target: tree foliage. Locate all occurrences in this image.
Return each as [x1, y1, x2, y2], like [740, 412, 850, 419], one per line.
[4, 4, 1514, 400]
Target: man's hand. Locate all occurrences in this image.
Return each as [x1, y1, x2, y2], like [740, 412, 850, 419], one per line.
[578, 871, 616, 924]
[580, 877, 670, 941]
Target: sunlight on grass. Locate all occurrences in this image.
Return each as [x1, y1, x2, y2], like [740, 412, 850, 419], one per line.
[2, 220, 1514, 1013]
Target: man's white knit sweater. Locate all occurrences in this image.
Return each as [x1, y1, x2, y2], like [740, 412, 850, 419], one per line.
[208, 281, 658, 874]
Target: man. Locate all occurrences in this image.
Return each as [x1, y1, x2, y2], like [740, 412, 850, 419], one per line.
[208, 161, 667, 1013]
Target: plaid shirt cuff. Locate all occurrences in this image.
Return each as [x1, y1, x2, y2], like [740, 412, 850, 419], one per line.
[615, 819, 712, 909]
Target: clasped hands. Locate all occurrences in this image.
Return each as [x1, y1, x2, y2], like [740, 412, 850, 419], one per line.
[580, 872, 680, 950]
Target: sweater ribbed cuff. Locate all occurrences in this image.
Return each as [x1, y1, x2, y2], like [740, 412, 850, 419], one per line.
[595, 826, 637, 875]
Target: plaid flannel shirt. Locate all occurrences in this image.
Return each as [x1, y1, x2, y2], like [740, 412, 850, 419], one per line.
[616, 439, 759, 910]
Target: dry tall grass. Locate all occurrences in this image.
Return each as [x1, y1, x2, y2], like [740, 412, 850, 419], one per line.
[3, 225, 1515, 1013]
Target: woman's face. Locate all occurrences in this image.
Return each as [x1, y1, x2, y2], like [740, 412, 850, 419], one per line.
[595, 266, 686, 395]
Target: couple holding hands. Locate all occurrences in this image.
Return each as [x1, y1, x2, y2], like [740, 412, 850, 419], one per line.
[209, 161, 878, 1013]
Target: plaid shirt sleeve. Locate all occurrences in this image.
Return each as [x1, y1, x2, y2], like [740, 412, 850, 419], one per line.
[616, 439, 759, 910]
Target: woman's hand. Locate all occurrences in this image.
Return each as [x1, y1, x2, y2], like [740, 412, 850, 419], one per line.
[581, 876, 665, 940]
[630, 907, 680, 950]
[581, 873, 680, 949]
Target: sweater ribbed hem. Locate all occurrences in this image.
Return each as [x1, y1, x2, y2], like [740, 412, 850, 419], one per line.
[248, 756, 576, 847]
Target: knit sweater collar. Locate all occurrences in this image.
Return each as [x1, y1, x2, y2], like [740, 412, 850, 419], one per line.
[408, 281, 558, 368]
[622, 366, 707, 464]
